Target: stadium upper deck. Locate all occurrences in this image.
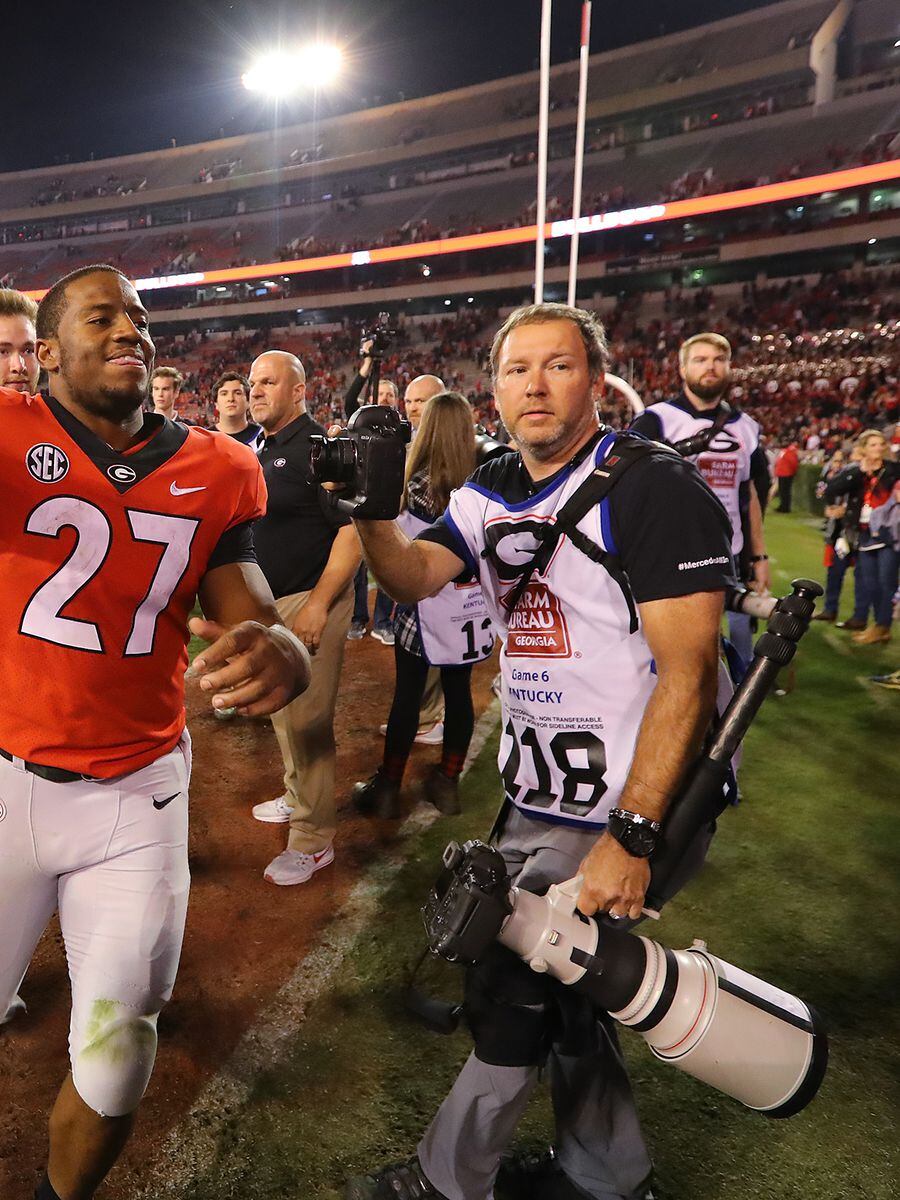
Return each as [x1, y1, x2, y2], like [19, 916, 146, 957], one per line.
[3, 90, 896, 294]
[0, 0, 847, 216]
[1, 0, 897, 314]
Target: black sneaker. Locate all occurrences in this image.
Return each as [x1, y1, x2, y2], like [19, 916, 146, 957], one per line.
[496, 1147, 655, 1200]
[352, 770, 401, 819]
[496, 1146, 561, 1197]
[345, 1156, 449, 1199]
[422, 765, 461, 816]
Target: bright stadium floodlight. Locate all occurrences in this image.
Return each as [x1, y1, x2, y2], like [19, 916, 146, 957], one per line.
[298, 41, 343, 86]
[242, 42, 343, 97]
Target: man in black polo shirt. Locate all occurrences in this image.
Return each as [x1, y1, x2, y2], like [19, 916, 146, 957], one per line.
[249, 350, 361, 886]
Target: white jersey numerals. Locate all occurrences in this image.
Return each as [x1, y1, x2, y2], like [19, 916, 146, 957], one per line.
[124, 510, 199, 656]
[20, 497, 199, 656]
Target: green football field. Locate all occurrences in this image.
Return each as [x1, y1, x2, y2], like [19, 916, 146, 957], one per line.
[178, 513, 898, 1200]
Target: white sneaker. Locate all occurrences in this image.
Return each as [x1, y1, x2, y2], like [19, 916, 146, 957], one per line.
[415, 721, 444, 745]
[252, 795, 293, 823]
[378, 720, 445, 744]
[370, 627, 395, 646]
[0, 993, 26, 1027]
[263, 844, 334, 886]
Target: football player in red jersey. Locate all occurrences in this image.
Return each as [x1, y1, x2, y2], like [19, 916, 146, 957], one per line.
[0, 264, 309, 1200]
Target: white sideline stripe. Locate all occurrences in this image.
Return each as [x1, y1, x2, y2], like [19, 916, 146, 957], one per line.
[136, 697, 501, 1197]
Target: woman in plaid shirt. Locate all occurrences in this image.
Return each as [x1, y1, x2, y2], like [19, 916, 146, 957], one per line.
[352, 392, 490, 818]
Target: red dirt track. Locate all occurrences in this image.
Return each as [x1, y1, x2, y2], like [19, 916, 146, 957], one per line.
[0, 637, 498, 1198]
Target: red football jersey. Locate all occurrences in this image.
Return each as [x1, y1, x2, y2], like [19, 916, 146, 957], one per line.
[1, 388, 267, 776]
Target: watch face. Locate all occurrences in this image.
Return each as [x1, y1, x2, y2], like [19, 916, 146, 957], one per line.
[610, 815, 657, 857]
[625, 825, 657, 857]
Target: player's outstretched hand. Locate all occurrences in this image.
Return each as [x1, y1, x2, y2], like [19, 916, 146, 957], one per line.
[576, 832, 650, 922]
[189, 618, 310, 716]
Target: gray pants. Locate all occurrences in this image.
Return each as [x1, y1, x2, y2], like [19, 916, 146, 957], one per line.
[418, 806, 713, 1200]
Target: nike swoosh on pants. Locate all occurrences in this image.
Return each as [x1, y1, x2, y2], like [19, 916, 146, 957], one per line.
[152, 792, 181, 810]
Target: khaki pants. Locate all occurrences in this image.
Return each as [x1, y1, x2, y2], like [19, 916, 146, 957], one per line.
[270, 585, 353, 853]
[419, 667, 444, 727]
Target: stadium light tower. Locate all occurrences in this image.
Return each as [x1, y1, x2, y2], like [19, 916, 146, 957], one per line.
[534, 0, 553, 301]
[242, 42, 343, 98]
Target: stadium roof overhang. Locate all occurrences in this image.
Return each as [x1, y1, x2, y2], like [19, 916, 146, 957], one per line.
[22, 158, 900, 303]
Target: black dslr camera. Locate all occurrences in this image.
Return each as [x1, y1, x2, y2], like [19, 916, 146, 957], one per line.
[473, 423, 514, 465]
[309, 404, 411, 519]
[421, 840, 513, 965]
[360, 310, 396, 359]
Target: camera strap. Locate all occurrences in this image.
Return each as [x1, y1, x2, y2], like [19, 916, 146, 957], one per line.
[498, 434, 666, 634]
[671, 400, 737, 457]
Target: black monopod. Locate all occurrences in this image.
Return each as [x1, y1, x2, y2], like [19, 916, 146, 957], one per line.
[644, 577, 823, 913]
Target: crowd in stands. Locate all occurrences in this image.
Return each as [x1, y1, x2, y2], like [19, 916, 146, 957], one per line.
[30, 172, 148, 207]
[153, 270, 898, 456]
[606, 271, 899, 450]
[195, 159, 242, 184]
[7, 92, 896, 282]
[6, 117, 893, 297]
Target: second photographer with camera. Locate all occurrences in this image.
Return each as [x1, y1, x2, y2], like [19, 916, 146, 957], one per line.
[345, 324, 402, 643]
[351, 391, 492, 820]
[333, 303, 736, 1200]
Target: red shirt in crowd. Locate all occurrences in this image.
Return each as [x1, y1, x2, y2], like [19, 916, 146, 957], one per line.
[774, 445, 800, 478]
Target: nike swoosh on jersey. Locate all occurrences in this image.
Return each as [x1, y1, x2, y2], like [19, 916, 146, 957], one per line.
[170, 482, 207, 495]
[152, 791, 181, 809]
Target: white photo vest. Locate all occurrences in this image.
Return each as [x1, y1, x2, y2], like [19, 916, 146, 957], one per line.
[397, 506, 493, 667]
[646, 401, 759, 557]
[446, 432, 658, 828]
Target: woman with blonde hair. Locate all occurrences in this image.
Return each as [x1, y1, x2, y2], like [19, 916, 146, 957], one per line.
[823, 429, 899, 642]
[353, 391, 493, 817]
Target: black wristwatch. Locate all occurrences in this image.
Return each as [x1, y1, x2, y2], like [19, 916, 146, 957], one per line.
[607, 808, 662, 858]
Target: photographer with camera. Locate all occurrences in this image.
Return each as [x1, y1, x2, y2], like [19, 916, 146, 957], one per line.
[345, 322, 401, 643]
[248, 350, 361, 887]
[630, 333, 769, 669]
[327, 303, 734, 1200]
[351, 391, 491, 821]
[812, 448, 854, 623]
[344, 337, 401, 419]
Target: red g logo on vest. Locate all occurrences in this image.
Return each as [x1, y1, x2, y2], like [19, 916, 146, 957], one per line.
[505, 581, 572, 658]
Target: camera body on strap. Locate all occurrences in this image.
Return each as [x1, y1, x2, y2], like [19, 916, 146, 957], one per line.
[309, 404, 410, 519]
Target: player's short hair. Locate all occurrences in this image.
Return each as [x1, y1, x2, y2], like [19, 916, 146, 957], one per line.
[679, 332, 732, 368]
[211, 371, 249, 403]
[35, 264, 131, 340]
[150, 366, 184, 389]
[0, 288, 38, 324]
[490, 303, 609, 382]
